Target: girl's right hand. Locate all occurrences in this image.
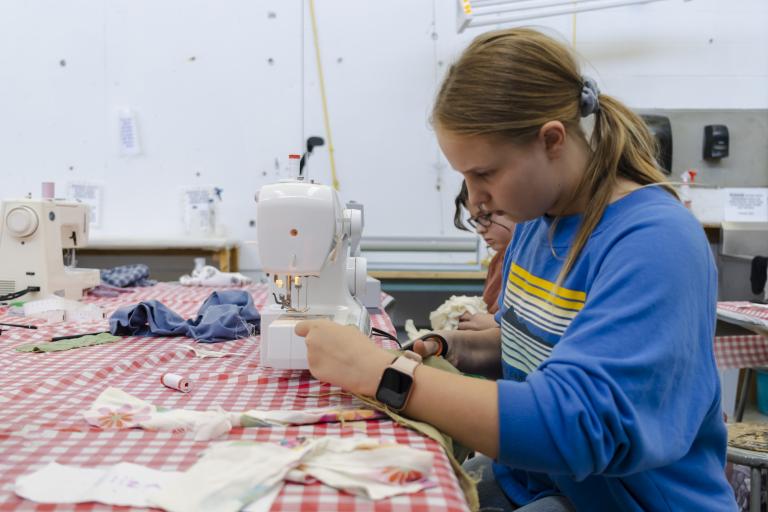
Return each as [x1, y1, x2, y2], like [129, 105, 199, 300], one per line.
[412, 332, 460, 367]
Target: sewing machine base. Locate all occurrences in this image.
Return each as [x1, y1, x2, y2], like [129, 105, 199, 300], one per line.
[259, 304, 371, 369]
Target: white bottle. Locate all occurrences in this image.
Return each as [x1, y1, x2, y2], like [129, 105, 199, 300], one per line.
[680, 169, 697, 210]
[287, 153, 301, 179]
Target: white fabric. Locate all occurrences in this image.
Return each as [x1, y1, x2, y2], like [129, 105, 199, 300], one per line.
[150, 438, 434, 512]
[15, 462, 180, 507]
[150, 441, 308, 512]
[179, 265, 252, 287]
[297, 437, 434, 500]
[404, 319, 432, 341]
[429, 295, 487, 331]
[181, 344, 246, 359]
[22, 296, 104, 323]
[82, 387, 380, 441]
[405, 295, 488, 340]
[16, 438, 433, 511]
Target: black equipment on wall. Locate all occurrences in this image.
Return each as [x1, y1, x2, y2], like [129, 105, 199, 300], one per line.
[703, 124, 729, 160]
[640, 114, 673, 175]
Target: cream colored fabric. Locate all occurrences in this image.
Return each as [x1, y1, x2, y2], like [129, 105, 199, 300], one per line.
[82, 387, 382, 441]
[179, 265, 252, 287]
[16, 438, 433, 511]
[150, 438, 434, 512]
[356, 352, 480, 511]
[405, 295, 488, 340]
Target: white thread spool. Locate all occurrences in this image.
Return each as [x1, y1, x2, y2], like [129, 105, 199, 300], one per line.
[161, 373, 191, 393]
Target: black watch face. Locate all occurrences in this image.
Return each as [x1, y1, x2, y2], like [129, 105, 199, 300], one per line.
[376, 368, 413, 410]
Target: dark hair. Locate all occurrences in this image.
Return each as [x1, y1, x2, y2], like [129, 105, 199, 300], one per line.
[453, 181, 470, 231]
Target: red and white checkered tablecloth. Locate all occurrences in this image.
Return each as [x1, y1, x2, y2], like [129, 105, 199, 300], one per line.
[715, 301, 768, 370]
[0, 283, 469, 512]
[718, 301, 768, 322]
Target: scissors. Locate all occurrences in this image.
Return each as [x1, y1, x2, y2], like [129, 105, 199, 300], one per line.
[400, 332, 449, 358]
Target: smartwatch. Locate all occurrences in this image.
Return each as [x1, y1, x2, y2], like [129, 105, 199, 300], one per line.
[375, 351, 422, 411]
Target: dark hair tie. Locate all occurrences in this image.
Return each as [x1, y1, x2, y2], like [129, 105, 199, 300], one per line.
[580, 76, 600, 117]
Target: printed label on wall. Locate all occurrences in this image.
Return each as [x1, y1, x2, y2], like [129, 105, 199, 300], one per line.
[724, 188, 768, 222]
[67, 182, 103, 228]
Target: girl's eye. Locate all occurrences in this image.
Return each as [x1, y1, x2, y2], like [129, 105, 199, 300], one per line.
[478, 169, 495, 179]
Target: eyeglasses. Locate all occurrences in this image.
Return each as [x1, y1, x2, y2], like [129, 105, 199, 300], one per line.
[467, 212, 511, 232]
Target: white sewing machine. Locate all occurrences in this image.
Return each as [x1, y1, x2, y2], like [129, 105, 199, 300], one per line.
[256, 178, 371, 369]
[0, 199, 100, 301]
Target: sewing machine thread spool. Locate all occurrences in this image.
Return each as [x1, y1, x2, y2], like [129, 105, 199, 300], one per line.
[161, 373, 191, 393]
[41, 182, 55, 199]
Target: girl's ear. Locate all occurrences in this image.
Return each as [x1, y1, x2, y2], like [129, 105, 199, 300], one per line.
[538, 121, 566, 160]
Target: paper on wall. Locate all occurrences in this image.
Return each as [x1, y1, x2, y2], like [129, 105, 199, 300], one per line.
[723, 188, 768, 222]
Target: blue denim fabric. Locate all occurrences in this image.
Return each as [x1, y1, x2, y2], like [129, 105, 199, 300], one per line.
[463, 456, 575, 512]
[109, 290, 260, 343]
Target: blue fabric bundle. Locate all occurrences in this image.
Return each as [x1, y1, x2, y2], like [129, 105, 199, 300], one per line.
[101, 264, 157, 287]
[109, 290, 260, 343]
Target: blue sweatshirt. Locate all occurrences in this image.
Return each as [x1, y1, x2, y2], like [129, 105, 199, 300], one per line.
[492, 187, 736, 511]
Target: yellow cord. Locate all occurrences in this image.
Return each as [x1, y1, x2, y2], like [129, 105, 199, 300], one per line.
[308, 0, 340, 190]
[571, 5, 577, 47]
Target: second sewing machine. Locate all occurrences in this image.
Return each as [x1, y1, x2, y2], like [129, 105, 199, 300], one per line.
[256, 176, 371, 369]
[0, 197, 99, 302]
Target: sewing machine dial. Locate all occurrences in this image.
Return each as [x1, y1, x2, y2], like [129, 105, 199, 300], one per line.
[5, 206, 39, 238]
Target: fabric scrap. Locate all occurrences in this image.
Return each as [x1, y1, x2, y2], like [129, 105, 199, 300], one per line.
[23, 296, 105, 323]
[405, 295, 488, 340]
[82, 387, 384, 441]
[150, 437, 434, 512]
[109, 290, 260, 343]
[181, 344, 246, 359]
[15, 461, 181, 507]
[100, 264, 157, 288]
[354, 351, 480, 511]
[15, 333, 121, 353]
[404, 319, 431, 341]
[180, 265, 252, 287]
[88, 283, 136, 298]
[16, 438, 434, 511]
[429, 295, 487, 331]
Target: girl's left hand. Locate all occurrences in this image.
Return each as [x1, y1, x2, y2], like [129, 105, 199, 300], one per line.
[294, 319, 393, 396]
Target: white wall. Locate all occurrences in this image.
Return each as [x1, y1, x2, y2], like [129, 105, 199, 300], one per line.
[0, 0, 766, 269]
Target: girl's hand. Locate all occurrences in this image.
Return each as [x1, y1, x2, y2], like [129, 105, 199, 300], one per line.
[412, 331, 461, 367]
[458, 312, 498, 331]
[294, 319, 393, 396]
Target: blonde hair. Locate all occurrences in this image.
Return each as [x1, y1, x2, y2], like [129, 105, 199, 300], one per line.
[432, 28, 674, 286]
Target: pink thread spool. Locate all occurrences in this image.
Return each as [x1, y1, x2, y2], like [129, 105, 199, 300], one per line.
[161, 373, 191, 393]
[41, 182, 55, 199]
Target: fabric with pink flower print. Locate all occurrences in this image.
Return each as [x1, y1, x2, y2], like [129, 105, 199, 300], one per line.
[82, 387, 385, 441]
[87, 404, 152, 430]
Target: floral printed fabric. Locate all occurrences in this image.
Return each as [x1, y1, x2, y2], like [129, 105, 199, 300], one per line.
[15, 438, 434, 511]
[151, 437, 435, 512]
[82, 388, 384, 441]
